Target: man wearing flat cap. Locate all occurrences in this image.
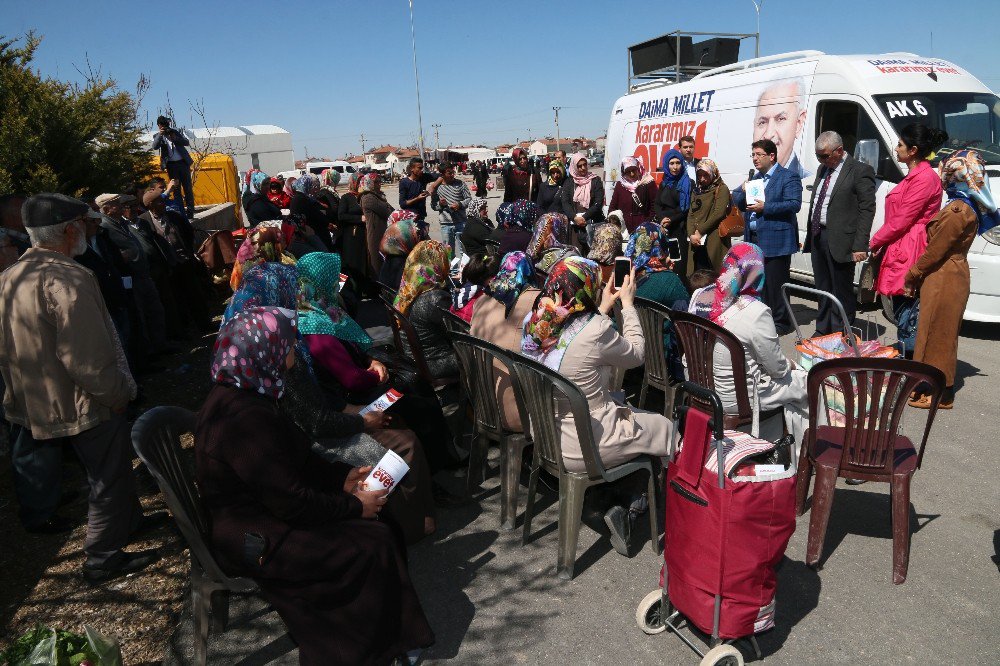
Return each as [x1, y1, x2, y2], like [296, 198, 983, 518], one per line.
[0, 193, 162, 584]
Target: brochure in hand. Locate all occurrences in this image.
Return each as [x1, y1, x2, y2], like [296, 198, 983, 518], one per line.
[361, 449, 409, 495]
[745, 179, 766, 205]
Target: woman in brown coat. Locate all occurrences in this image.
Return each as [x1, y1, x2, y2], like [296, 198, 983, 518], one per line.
[905, 150, 991, 409]
[685, 158, 731, 276]
[359, 172, 393, 276]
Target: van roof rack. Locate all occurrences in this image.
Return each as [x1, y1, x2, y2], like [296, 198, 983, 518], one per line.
[690, 50, 825, 80]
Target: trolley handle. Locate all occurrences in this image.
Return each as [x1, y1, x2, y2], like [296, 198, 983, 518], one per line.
[780, 283, 861, 357]
[675, 382, 728, 489]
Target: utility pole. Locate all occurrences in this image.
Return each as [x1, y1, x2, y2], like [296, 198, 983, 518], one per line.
[360, 133, 366, 155]
[408, 0, 426, 160]
[552, 107, 562, 152]
[432, 123, 441, 154]
[751, 0, 764, 58]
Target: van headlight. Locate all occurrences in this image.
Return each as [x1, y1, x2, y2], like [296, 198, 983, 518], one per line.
[985, 226, 1000, 246]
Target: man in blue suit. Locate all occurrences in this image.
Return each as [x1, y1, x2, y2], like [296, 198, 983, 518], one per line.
[732, 139, 802, 334]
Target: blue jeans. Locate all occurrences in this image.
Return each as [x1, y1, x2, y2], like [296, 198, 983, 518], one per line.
[440, 221, 465, 258]
[166, 160, 195, 216]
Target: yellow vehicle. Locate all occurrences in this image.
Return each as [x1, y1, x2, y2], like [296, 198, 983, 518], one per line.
[149, 152, 242, 227]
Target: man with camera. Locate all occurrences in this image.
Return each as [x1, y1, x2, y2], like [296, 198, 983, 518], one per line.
[151, 116, 195, 218]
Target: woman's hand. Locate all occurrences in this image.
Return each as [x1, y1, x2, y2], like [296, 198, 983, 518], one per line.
[368, 359, 388, 383]
[352, 487, 390, 519]
[690, 229, 703, 246]
[660, 217, 671, 228]
[619, 268, 637, 309]
[599, 277, 621, 315]
[574, 214, 587, 227]
[343, 466, 372, 493]
[363, 411, 391, 431]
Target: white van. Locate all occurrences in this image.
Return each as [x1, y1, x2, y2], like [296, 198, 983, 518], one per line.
[305, 160, 358, 178]
[605, 50, 1000, 322]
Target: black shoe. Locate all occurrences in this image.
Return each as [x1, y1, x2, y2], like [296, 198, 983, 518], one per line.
[604, 505, 632, 556]
[25, 515, 76, 535]
[83, 549, 161, 585]
[775, 324, 796, 337]
[131, 511, 170, 537]
[845, 478, 867, 486]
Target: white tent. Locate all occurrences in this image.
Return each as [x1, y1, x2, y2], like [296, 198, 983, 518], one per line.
[143, 125, 295, 176]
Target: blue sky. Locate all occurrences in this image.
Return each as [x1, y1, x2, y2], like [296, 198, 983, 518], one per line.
[8, 0, 1000, 159]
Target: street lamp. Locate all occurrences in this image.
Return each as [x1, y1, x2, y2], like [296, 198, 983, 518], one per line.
[408, 0, 426, 159]
[750, 0, 764, 58]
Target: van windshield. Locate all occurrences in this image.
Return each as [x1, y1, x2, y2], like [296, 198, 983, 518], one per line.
[874, 92, 1000, 165]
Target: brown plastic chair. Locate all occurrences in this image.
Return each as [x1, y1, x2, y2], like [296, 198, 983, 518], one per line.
[380, 295, 459, 390]
[507, 353, 661, 580]
[670, 310, 783, 431]
[633, 297, 677, 418]
[375, 280, 397, 303]
[438, 305, 472, 335]
[130, 406, 261, 666]
[449, 332, 531, 528]
[484, 239, 501, 258]
[795, 357, 945, 584]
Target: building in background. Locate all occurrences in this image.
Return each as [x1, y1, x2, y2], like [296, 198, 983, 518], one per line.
[142, 125, 294, 176]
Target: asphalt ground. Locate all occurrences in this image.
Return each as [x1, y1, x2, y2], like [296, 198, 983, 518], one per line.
[165, 178, 999, 664]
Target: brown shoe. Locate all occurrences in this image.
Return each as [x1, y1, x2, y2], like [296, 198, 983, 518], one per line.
[908, 394, 953, 410]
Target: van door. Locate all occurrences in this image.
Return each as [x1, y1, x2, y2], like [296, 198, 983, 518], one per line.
[792, 95, 901, 281]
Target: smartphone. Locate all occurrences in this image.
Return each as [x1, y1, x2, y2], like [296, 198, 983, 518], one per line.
[614, 257, 631, 289]
[666, 238, 682, 261]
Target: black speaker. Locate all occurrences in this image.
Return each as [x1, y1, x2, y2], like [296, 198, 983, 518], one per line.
[630, 35, 693, 77]
[685, 38, 741, 68]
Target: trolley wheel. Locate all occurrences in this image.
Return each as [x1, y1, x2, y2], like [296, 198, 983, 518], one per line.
[699, 644, 744, 666]
[635, 589, 667, 635]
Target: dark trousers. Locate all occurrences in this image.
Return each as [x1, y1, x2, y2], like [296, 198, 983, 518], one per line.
[763, 253, 792, 330]
[810, 228, 857, 335]
[166, 160, 195, 216]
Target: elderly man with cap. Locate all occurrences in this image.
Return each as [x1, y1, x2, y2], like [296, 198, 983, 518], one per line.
[97, 192, 170, 355]
[0, 193, 163, 584]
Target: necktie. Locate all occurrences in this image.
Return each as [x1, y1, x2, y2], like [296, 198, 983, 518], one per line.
[811, 169, 833, 236]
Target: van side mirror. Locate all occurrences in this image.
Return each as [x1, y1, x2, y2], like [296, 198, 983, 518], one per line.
[854, 139, 878, 168]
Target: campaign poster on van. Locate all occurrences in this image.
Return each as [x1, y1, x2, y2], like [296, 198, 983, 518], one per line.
[617, 60, 819, 186]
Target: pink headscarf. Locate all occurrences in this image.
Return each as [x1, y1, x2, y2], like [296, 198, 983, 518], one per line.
[569, 152, 598, 210]
[283, 177, 296, 198]
[619, 156, 652, 194]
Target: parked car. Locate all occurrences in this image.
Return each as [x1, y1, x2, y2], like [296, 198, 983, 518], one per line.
[588, 152, 605, 167]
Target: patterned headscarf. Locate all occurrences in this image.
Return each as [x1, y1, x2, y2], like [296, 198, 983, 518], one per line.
[347, 171, 363, 196]
[547, 160, 566, 186]
[466, 196, 489, 220]
[696, 158, 722, 192]
[321, 168, 341, 189]
[223, 262, 299, 327]
[508, 199, 540, 232]
[692, 243, 765, 324]
[359, 172, 381, 194]
[526, 212, 569, 262]
[394, 240, 450, 315]
[625, 224, 671, 277]
[588, 223, 623, 266]
[297, 252, 373, 349]
[521, 256, 601, 370]
[380, 210, 426, 257]
[231, 222, 297, 291]
[487, 251, 535, 315]
[940, 149, 1000, 234]
[212, 306, 298, 399]
[536, 246, 579, 275]
[496, 201, 516, 229]
[243, 169, 269, 196]
[660, 148, 692, 211]
[619, 156, 652, 194]
[292, 174, 320, 196]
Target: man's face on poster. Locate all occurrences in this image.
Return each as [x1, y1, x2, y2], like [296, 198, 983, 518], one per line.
[753, 81, 806, 169]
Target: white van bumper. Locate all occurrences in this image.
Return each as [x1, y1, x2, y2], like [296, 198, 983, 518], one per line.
[966, 251, 1000, 323]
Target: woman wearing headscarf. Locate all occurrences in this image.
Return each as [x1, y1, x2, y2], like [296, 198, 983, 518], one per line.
[536, 160, 566, 213]
[689, 244, 807, 444]
[588, 222, 624, 283]
[459, 195, 499, 257]
[527, 211, 575, 275]
[521, 256, 671, 553]
[267, 176, 291, 208]
[560, 152, 605, 251]
[497, 199, 537, 256]
[379, 210, 428, 291]
[502, 148, 538, 202]
[626, 225, 688, 310]
[242, 170, 284, 226]
[905, 150, 994, 409]
[359, 172, 394, 276]
[685, 158, 732, 276]
[230, 221, 297, 291]
[290, 174, 334, 250]
[655, 148, 693, 279]
[196, 306, 435, 664]
[608, 156, 656, 233]
[337, 171, 368, 287]
[316, 169, 341, 236]
[394, 240, 459, 380]
[469, 251, 541, 432]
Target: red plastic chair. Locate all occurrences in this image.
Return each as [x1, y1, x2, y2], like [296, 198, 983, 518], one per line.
[795, 357, 945, 584]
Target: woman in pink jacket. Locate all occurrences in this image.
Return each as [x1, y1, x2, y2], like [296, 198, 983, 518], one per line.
[869, 123, 948, 356]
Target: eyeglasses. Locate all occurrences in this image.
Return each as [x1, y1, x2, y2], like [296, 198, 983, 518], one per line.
[815, 152, 832, 160]
[751, 152, 768, 159]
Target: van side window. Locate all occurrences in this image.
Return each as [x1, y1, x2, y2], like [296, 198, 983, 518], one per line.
[817, 100, 902, 183]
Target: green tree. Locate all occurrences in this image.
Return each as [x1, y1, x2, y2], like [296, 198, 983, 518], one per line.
[0, 32, 153, 199]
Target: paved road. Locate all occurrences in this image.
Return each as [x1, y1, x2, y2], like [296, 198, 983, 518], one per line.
[167, 185, 999, 664]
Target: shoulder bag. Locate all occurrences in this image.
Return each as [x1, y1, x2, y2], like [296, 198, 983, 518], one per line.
[709, 186, 745, 239]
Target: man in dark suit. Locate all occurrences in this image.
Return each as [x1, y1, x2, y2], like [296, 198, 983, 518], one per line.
[732, 139, 803, 334]
[804, 131, 877, 334]
[150, 116, 195, 218]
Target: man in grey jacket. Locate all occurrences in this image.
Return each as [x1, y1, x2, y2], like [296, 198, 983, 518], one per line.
[803, 131, 877, 334]
[0, 194, 163, 583]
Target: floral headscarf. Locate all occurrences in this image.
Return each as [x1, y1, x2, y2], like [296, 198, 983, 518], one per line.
[359, 172, 381, 194]
[619, 156, 652, 194]
[466, 196, 489, 221]
[212, 306, 298, 399]
[547, 160, 566, 186]
[231, 222, 297, 291]
[292, 174, 320, 197]
[487, 251, 535, 315]
[297, 252, 373, 349]
[508, 199, 540, 232]
[347, 171, 363, 196]
[496, 201, 516, 229]
[660, 148, 692, 211]
[940, 149, 1000, 234]
[692, 243, 765, 324]
[223, 262, 298, 327]
[526, 212, 569, 262]
[321, 168, 341, 189]
[521, 256, 602, 370]
[394, 240, 450, 315]
[696, 158, 722, 192]
[588, 223, 623, 266]
[569, 152, 599, 209]
[380, 210, 426, 257]
[625, 225, 671, 277]
[536, 246, 579, 275]
[243, 169, 269, 196]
